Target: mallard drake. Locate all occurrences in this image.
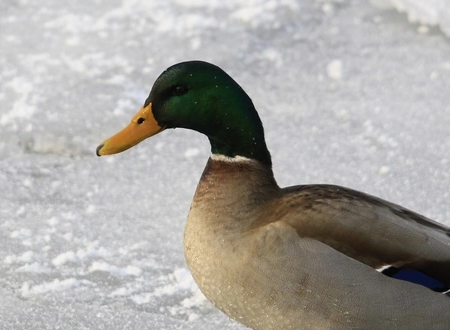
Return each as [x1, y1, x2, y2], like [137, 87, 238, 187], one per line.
[97, 61, 450, 330]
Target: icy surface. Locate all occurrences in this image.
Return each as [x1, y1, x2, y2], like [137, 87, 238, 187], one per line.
[1, 0, 450, 329]
[371, 0, 450, 36]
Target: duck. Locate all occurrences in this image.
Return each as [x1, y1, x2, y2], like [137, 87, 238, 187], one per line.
[96, 61, 450, 330]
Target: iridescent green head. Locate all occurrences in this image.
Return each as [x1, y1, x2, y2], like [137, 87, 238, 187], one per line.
[97, 61, 272, 166]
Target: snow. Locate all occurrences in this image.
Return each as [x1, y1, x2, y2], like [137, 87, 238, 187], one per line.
[1, 0, 450, 329]
[371, 0, 450, 36]
[326, 59, 344, 80]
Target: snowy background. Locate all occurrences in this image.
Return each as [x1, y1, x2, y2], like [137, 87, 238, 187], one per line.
[1, 0, 450, 329]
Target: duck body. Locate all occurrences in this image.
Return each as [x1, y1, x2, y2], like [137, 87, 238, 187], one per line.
[185, 156, 450, 330]
[97, 61, 450, 329]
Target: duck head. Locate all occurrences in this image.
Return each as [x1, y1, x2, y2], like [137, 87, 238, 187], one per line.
[96, 61, 272, 166]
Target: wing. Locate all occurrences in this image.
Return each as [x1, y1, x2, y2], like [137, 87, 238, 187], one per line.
[274, 184, 450, 288]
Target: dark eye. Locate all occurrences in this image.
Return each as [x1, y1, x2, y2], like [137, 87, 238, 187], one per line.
[137, 117, 145, 124]
[173, 85, 188, 96]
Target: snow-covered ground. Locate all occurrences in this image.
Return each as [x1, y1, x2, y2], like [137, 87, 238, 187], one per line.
[1, 0, 450, 329]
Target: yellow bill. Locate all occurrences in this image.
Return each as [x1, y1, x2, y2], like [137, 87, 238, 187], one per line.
[96, 103, 164, 156]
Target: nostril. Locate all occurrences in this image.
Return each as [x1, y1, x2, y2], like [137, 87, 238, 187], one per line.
[137, 117, 145, 124]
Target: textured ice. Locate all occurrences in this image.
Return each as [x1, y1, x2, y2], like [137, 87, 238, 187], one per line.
[1, 0, 450, 329]
[371, 0, 450, 36]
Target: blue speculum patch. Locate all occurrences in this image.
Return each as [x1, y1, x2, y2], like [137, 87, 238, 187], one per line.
[382, 267, 449, 293]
